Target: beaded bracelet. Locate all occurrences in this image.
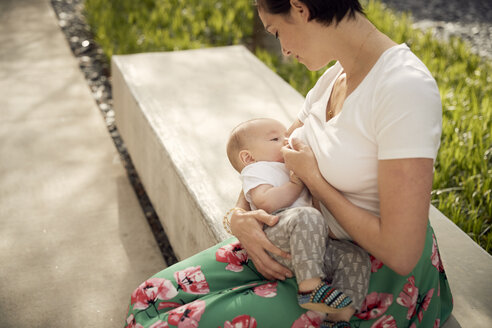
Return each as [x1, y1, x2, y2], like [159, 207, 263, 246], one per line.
[223, 207, 245, 235]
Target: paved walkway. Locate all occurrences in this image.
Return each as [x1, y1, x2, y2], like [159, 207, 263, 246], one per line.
[0, 0, 166, 327]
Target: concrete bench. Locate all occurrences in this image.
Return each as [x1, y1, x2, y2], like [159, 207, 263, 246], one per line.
[112, 45, 492, 327]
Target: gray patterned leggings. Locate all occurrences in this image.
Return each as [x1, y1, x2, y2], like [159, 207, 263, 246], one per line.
[264, 206, 371, 310]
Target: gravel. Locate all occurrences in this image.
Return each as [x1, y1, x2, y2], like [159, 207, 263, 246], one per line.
[49, 0, 490, 265]
[379, 0, 492, 59]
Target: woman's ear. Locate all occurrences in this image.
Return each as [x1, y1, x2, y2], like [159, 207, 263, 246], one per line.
[239, 150, 256, 166]
[290, 0, 310, 21]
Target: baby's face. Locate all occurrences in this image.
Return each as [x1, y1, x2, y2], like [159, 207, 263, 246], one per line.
[247, 119, 287, 163]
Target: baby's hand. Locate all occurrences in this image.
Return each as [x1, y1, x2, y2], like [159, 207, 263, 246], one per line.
[289, 170, 304, 186]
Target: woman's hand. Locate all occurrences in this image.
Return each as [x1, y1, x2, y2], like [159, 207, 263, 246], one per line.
[230, 209, 293, 280]
[282, 138, 322, 185]
[289, 170, 303, 186]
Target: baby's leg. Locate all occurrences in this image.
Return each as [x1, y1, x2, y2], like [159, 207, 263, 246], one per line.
[265, 207, 353, 316]
[263, 207, 327, 284]
[323, 239, 371, 322]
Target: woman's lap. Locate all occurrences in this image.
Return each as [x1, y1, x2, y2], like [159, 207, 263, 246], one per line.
[125, 225, 452, 328]
[125, 238, 311, 327]
[350, 224, 453, 327]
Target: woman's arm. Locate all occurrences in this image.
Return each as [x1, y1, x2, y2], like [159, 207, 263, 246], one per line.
[282, 139, 432, 276]
[229, 192, 293, 280]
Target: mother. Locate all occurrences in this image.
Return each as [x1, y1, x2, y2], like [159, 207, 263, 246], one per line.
[125, 1, 453, 327]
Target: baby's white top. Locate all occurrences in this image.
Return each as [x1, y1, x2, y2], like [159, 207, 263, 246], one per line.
[241, 161, 312, 211]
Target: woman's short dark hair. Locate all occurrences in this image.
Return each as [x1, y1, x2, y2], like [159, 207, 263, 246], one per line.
[256, 0, 363, 25]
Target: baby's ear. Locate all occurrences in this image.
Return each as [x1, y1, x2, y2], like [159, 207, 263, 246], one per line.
[239, 150, 255, 166]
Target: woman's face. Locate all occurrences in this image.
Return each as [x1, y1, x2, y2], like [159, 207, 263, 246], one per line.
[258, 5, 330, 71]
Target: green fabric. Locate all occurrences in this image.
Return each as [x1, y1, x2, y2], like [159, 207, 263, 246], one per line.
[125, 224, 452, 328]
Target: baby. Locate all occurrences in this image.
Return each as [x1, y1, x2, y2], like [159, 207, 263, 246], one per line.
[227, 118, 370, 324]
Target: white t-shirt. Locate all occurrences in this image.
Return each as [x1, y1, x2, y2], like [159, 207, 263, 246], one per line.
[290, 44, 442, 240]
[241, 161, 312, 211]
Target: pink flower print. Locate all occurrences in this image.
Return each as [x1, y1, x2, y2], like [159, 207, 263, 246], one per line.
[422, 288, 434, 312]
[157, 301, 182, 311]
[253, 282, 278, 298]
[370, 255, 384, 273]
[396, 276, 419, 320]
[222, 314, 258, 328]
[174, 266, 210, 295]
[431, 234, 444, 273]
[417, 288, 435, 323]
[131, 278, 178, 310]
[356, 292, 394, 320]
[216, 242, 249, 272]
[168, 300, 206, 328]
[434, 319, 441, 327]
[410, 324, 417, 328]
[126, 314, 144, 328]
[149, 321, 169, 328]
[370, 315, 397, 328]
[290, 311, 323, 328]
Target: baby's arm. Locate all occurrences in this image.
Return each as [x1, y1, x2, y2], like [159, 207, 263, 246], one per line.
[249, 177, 304, 214]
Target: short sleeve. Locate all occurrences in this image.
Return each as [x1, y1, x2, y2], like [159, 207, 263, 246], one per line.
[240, 162, 288, 203]
[373, 65, 442, 161]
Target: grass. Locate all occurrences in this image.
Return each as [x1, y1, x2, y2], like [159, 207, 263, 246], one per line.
[83, 0, 254, 56]
[84, 0, 491, 253]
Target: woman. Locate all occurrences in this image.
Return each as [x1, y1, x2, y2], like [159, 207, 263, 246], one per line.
[125, 1, 453, 327]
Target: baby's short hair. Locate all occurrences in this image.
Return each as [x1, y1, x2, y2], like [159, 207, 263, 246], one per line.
[227, 118, 283, 172]
[226, 120, 254, 172]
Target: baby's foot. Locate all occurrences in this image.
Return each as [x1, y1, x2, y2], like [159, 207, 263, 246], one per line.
[297, 281, 352, 313]
[330, 321, 352, 328]
[321, 320, 352, 328]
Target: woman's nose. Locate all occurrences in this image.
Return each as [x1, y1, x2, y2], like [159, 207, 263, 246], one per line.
[282, 47, 291, 57]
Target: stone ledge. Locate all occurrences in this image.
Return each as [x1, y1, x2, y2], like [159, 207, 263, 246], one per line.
[112, 45, 491, 327]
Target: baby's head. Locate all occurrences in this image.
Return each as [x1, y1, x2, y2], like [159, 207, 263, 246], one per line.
[227, 118, 287, 172]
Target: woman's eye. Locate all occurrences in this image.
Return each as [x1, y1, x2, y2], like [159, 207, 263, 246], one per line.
[275, 31, 279, 39]
[271, 138, 279, 141]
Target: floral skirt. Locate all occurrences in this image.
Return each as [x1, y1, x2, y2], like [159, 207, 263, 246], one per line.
[125, 224, 453, 328]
